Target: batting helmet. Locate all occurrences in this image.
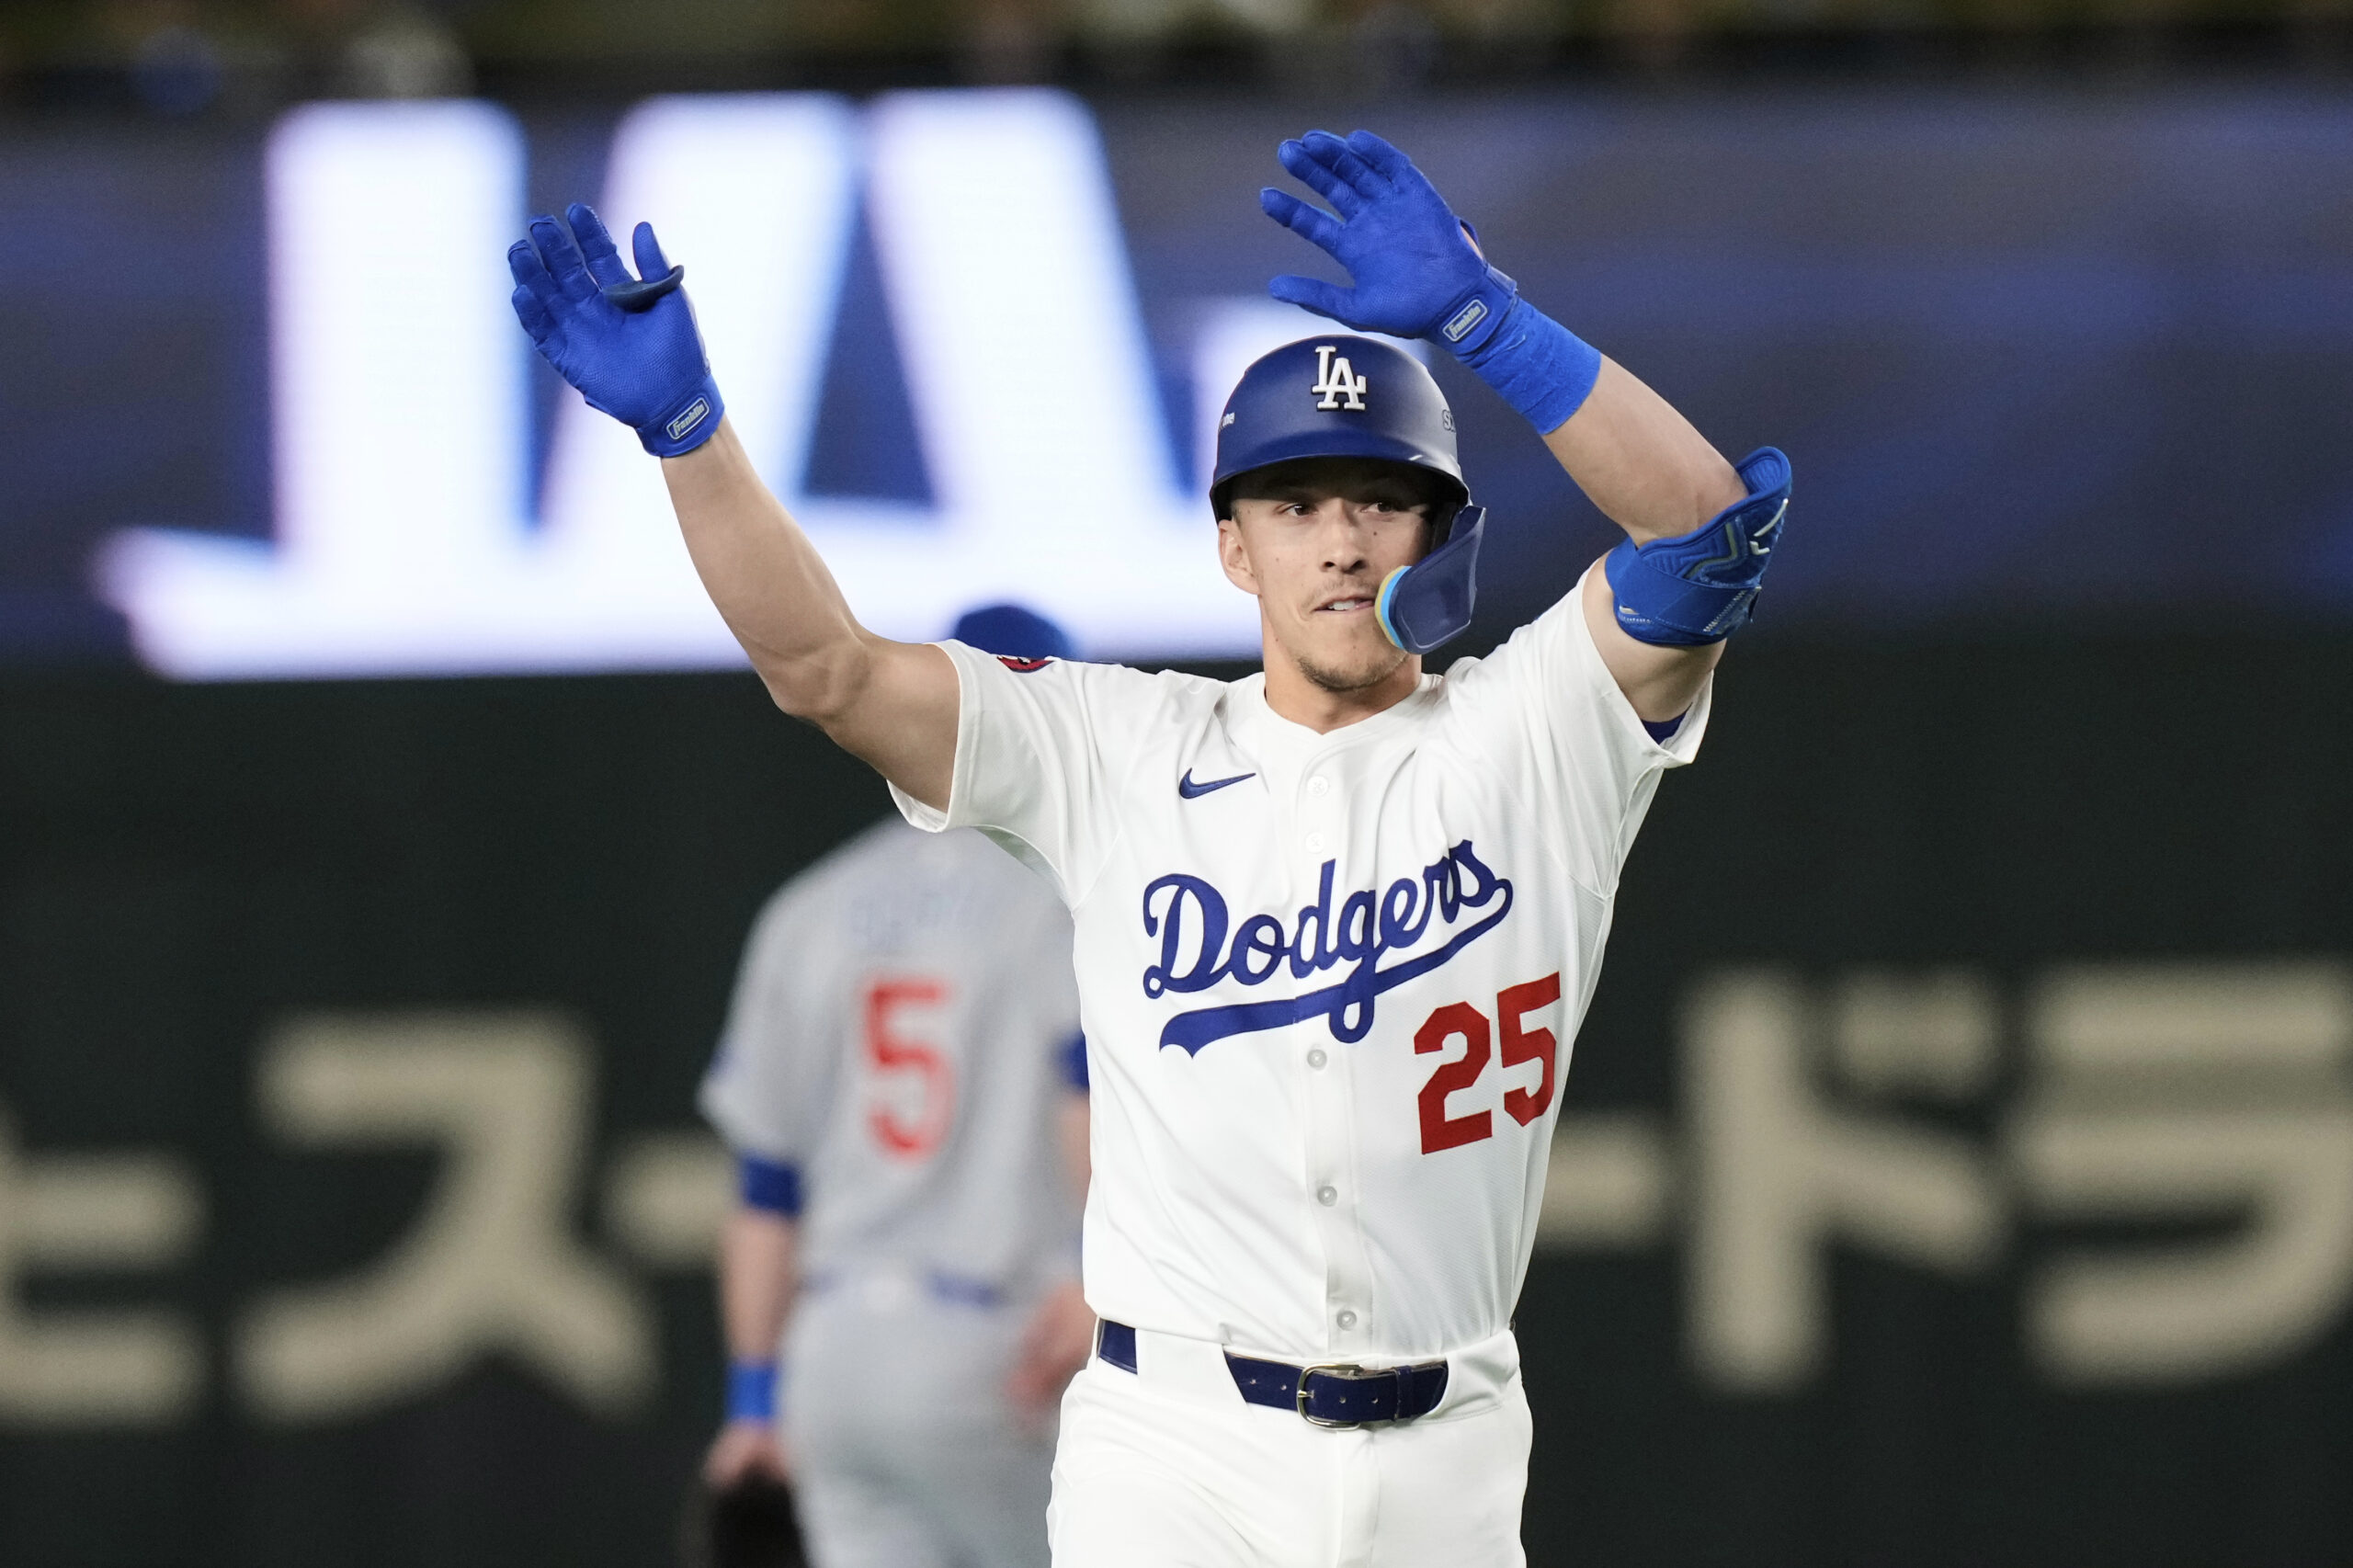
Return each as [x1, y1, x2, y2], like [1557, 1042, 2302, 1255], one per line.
[1210, 335, 1486, 655]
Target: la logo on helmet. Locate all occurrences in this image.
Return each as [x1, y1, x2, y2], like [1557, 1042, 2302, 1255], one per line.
[1311, 345, 1369, 412]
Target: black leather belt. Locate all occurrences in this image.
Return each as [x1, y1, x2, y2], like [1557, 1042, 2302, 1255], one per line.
[1097, 1320, 1449, 1429]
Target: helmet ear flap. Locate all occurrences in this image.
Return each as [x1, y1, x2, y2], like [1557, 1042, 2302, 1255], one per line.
[1376, 506, 1485, 655]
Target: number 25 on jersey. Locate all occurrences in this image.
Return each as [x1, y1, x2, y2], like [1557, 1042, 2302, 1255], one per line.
[1415, 972, 1561, 1154]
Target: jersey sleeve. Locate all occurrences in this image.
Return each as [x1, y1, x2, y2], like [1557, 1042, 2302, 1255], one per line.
[697, 883, 838, 1168]
[888, 643, 1157, 905]
[1444, 565, 1711, 896]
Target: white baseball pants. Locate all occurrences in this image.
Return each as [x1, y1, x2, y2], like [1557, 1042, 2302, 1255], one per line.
[1048, 1325, 1531, 1568]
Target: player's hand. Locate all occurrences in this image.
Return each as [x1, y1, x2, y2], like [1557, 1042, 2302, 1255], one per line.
[508, 203, 726, 457]
[703, 1416, 793, 1490]
[1260, 130, 1518, 357]
[1006, 1280, 1095, 1425]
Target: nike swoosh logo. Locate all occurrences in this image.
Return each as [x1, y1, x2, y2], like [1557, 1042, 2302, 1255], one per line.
[1177, 769, 1256, 800]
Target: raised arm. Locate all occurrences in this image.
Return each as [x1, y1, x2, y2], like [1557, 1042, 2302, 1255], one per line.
[1541, 360, 1741, 546]
[1549, 360, 1748, 722]
[1261, 131, 1789, 721]
[510, 207, 958, 807]
[658, 422, 957, 805]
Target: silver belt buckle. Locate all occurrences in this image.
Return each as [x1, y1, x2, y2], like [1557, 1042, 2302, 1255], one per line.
[1295, 1361, 1379, 1428]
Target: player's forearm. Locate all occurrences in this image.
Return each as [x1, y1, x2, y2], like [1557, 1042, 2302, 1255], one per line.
[662, 424, 960, 806]
[662, 420, 870, 712]
[1254, 131, 1786, 695]
[718, 1206, 800, 1361]
[1252, 132, 1742, 547]
[507, 216, 955, 788]
[1541, 359, 1745, 547]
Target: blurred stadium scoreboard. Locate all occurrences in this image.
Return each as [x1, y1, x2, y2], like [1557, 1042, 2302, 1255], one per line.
[5, 84, 2353, 671]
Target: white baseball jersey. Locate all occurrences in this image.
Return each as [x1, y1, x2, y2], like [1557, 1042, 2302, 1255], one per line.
[699, 817, 1084, 1296]
[892, 574, 1707, 1364]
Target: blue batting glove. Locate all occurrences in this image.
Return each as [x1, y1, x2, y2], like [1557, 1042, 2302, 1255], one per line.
[1259, 130, 1518, 357]
[507, 203, 724, 458]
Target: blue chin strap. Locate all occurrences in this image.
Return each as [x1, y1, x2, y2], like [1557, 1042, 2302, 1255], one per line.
[1375, 506, 1486, 655]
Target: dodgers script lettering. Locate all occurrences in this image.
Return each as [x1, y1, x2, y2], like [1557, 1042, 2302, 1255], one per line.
[1140, 841, 1514, 1053]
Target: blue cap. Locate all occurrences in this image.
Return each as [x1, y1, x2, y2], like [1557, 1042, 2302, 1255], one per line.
[949, 604, 1075, 662]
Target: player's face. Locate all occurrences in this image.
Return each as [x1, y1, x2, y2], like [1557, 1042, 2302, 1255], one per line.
[1217, 460, 1434, 696]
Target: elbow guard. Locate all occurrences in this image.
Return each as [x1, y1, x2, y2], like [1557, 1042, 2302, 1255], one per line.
[1603, 447, 1790, 647]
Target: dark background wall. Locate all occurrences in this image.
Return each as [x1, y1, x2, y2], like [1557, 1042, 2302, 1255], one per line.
[4, 628, 2349, 1566]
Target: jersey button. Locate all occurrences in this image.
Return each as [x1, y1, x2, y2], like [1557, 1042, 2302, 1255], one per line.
[1304, 833, 1325, 854]
[1336, 1310, 1358, 1330]
[1315, 1184, 1338, 1207]
[1306, 1048, 1328, 1070]
[1308, 775, 1331, 798]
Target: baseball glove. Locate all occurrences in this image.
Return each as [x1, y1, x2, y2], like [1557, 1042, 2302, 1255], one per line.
[679, 1473, 808, 1568]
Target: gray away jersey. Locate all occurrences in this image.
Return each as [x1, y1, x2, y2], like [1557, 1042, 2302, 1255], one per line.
[699, 817, 1085, 1294]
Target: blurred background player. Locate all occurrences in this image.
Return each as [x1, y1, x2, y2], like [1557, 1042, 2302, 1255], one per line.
[696, 604, 1097, 1568]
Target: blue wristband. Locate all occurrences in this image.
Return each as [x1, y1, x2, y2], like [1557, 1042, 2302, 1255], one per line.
[1456, 299, 1603, 436]
[726, 1358, 779, 1424]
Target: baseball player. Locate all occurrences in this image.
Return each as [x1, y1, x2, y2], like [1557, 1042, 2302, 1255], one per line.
[512, 127, 1787, 1565]
[697, 605, 1096, 1568]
